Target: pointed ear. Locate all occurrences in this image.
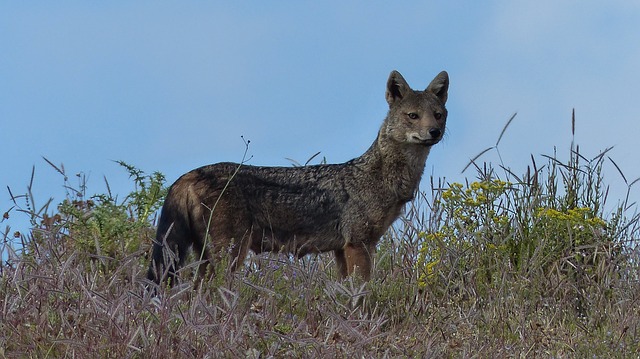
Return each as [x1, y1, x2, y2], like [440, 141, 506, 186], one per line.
[426, 71, 449, 104]
[385, 70, 411, 106]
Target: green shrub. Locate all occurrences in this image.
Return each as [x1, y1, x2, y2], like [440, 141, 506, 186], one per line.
[416, 138, 629, 329]
[12, 161, 166, 272]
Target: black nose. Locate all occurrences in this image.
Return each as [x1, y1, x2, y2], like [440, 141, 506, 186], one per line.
[429, 128, 442, 138]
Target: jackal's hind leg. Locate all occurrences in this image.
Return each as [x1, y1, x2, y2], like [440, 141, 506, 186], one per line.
[192, 240, 214, 285]
[226, 228, 254, 273]
[334, 248, 349, 278]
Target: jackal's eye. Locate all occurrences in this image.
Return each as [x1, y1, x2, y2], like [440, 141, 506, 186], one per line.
[434, 112, 443, 120]
[407, 112, 419, 120]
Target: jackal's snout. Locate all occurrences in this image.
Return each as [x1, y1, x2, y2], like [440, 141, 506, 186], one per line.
[409, 126, 443, 146]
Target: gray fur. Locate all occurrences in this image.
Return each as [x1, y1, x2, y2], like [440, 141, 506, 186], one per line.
[148, 70, 449, 284]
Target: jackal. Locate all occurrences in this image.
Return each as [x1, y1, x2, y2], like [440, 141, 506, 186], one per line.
[147, 70, 449, 285]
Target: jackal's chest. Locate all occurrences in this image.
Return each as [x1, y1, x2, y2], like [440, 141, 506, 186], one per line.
[368, 202, 405, 237]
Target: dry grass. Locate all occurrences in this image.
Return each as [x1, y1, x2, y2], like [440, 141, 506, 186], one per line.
[2, 117, 640, 358]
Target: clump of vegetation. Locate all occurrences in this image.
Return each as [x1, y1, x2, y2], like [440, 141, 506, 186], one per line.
[1, 114, 639, 357]
[56, 161, 166, 263]
[416, 150, 622, 294]
[3, 160, 166, 275]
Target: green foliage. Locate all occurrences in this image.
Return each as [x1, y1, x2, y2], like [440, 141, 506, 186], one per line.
[15, 161, 166, 271]
[114, 160, 167, 222]
[416, 146, 623, 299]
[418, 179, 512, 279]
[57, 162, 166, 262]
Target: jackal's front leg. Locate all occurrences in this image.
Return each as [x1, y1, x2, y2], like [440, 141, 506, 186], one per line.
[342, 243, 375, 281]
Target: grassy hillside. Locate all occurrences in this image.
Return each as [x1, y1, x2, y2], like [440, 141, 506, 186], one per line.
[2, 127, 639, 357]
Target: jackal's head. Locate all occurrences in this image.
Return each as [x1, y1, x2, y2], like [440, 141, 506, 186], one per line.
[383, 70, 449, 147]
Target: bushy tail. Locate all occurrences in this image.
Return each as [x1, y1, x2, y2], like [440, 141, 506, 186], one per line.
[147, 221, 179, 285]
[147, 238, 168, 284]
[146, 192, 193, 286]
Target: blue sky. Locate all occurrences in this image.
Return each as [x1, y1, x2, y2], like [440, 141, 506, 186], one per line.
[2, 2, 640, 238]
